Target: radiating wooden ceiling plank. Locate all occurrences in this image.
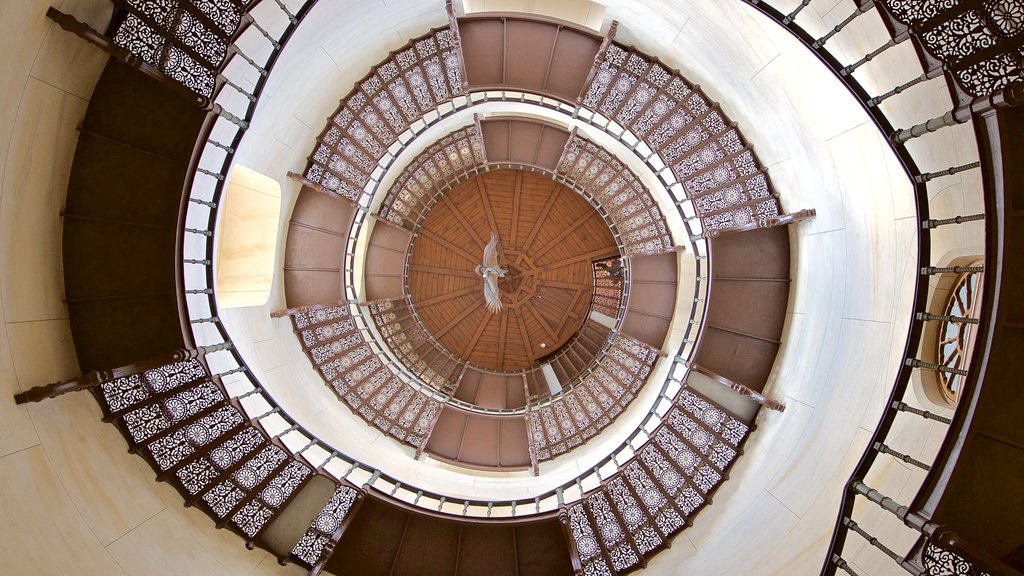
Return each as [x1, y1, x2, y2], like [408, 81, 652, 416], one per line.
[519, 181, 561, 254]
[440, 194, 486, 249]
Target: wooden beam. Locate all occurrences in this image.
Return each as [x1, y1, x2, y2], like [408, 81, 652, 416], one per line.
[511, 170, 523, 248]
[463, 310, 493, 357]
[526, 307, 558, 344]
[532, 210, 597, 261]
[409, 264, 478, 279]
[555, 289, 586, 335]
[520, 182, 561, 254]
[532, 296, 568, 331]
[476, 177, 500, 237]
[497, 312, 509, 371]
[524, 247, 620, 276]
[514, 311, 534, 363]
[434, 300, 484, 339]
[416, 284, 478, 308]
[537, 279, 589, 291]
[440, 194, 486, 249]
[418, 228, 479, 264]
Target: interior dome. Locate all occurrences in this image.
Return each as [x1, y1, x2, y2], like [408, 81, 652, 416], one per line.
[409, 168, 616, 373]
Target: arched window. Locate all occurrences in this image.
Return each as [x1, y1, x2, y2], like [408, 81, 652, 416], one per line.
[936, 265, 983, 403]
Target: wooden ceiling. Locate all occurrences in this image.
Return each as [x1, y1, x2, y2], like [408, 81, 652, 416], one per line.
[408, 169, 618, 372]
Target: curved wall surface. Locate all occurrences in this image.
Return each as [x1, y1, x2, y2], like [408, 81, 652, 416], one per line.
[0, 0, 983, 575]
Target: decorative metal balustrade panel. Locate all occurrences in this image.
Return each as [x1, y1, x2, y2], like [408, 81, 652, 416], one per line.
[291, 485, 360, 566]
[291, 304, 443, 448]
[112, 0, 250, 98]
[90, 353, 339, 550]
[378, 125, 487, 230]
[527, 332, 659, 461]
[556, 134, 673, 256]
[305, 27, 466, 202]
[882, 0, 1024, 97]
[592, 257, 626, 317]
[368, 299, 463, 394]
[566, 386, 749, 575]
[578, 42, 784, 233]
[922, 541, 993, 576]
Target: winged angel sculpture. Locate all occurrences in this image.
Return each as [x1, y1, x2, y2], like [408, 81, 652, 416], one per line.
[475, 233, 507, 313]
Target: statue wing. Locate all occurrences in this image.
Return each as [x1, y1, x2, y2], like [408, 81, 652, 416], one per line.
[483, 233, 500, 269]
[483, 273, 502, 313]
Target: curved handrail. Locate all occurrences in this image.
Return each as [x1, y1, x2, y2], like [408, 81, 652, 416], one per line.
[174, 4, 778, 521]
[730, 1, 1013, 574]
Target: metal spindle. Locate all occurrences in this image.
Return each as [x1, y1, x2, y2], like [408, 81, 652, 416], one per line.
[216, 106, 250, 129]
[274, 0, 297, 23]
[832, 554, 863, 576]
[906, 358, 968, 376]
[245, 15, 281, 49]
[218, 366, 246, 378]
[254, 407, 281, 421]
[922, 213, 985, 229]
[196, 168, 224, 180]
[892, 110, 962, 144]
[783, 0, 812, 24]
[891, 401, 952, 424]
[874, 442, 931, 470]
[840, 37, 900, 76]
[814, 2, 873, 48]
[230, 46, 268, 76]
[221, 76, 256, 102]
[921, 265, 984, 275]
[843, 517, 906, 564]
[189, 197, 217, 208]
[916, 312, 979, 324]
[850, 480, 908, 519]
[199, 342, 232, 354]
[190, 316, 220, 324]
[915, 161, 981, 183]
[274, 424, 299, 438]
[184, 258, 211, 265]
[186, 288, 213, 294]
[207, 140, 234, 153]
[236, 387, 261, 400]
[296, 438, 317, 454]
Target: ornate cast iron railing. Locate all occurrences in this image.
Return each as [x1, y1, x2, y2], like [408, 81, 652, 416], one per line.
[739, 1, 1023, 574]
[173, 0, 720, 522]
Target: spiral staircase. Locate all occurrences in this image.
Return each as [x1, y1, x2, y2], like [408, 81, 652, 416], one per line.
[4, 1, 1023, 575]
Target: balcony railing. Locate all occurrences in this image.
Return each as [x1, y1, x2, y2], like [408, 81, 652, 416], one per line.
[169, 0, 714, 521]
[738, 1, 1023, 574]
